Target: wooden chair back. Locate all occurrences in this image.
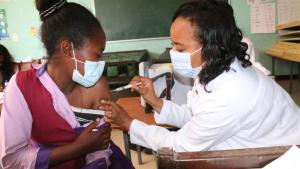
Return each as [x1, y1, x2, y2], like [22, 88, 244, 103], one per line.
[157, 145, 298, 169]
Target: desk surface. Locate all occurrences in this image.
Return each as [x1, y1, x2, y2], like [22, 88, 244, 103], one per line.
[117, 97, 156, 125]
[266, 42, 300, 63]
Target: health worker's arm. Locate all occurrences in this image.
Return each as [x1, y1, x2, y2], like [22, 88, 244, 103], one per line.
[154, 99, 193, 128]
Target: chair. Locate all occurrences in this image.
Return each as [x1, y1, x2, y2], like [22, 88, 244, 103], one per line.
[156, 145, 299, 169]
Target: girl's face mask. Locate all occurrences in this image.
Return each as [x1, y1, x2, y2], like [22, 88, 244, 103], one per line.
[71, 43, 105, 88]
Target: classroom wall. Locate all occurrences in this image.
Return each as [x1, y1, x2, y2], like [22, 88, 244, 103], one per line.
[231, 0, 294, 75]
[0, 0, 43, 62]
[104, 0, 297, 75]
[0, 0, 93, 62]
[0, 0, 296, 75]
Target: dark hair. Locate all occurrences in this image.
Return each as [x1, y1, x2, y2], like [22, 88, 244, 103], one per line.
[0, 44, 15, 84]
[35, 0, 104, 57]
[173, 0, 251, 88]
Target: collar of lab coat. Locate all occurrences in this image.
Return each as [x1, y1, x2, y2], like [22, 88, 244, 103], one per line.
[193, 58, 242, 92]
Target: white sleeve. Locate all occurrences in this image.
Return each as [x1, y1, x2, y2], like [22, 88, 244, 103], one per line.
[129, 94, 240, 152]
[154, 99, 192, 128]
[0, 75, 39, 169]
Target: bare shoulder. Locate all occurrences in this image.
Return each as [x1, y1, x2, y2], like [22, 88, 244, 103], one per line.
[91, 76, 111, 99]
[69, 77, 111, 109]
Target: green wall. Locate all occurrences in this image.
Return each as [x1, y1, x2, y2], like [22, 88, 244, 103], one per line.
[0, 0, 43, 62]
[0, 0, 296, 75]
[0, 0, 94, 62]
[231, 0, 294, 75]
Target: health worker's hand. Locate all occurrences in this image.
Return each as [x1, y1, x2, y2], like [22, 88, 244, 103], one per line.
[130, 76, 163, 112]
[99, 100, 133, 131]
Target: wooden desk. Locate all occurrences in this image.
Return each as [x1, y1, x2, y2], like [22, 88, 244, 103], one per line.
[266, 42, 300, 93]
[117, 97, 155, 165]
[117, 97, 156, 125]
[103, 50, 149, 86]
[151, 48, 171, 64]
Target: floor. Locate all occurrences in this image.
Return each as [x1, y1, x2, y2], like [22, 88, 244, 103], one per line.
[111, 79, 300, 169]
[111, 130, 157, 169]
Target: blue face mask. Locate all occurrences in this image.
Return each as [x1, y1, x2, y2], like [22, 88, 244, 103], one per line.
[71, 43, 105, 88]
[170, 48, 204, 78]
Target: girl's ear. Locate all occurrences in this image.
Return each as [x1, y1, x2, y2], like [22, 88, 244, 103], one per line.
[59, 39, 73, 58]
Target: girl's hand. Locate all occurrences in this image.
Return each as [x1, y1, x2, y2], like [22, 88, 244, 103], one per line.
[73, 118, 111, 154]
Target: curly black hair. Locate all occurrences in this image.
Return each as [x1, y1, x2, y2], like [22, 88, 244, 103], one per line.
[0, 44, 15, 85]
[173, 0, 251, 89]
[35, 0, 104, 56]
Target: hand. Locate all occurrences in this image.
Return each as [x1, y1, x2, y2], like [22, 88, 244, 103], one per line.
[49, 119, 111, 167]
[99, 100, 133, 131]
[130, 76, 160, 106]
[130, 76, 163, 112]
[73, 118, 111, 154]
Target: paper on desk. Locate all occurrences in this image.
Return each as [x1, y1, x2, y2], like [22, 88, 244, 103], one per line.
[262, 145, 300, 169]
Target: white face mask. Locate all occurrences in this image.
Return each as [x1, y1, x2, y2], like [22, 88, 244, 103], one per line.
[170, 48, 204, 78]
[71, 43, 105, 88]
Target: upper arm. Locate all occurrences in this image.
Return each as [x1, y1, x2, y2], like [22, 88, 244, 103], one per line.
[0, 75, 38, 168]
[68, 77, 111, 109]
[94, 77, 111, 99]
[90, 77, 111, 109]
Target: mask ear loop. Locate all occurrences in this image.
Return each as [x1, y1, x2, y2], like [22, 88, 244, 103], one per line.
[71, 42, 78, 70]
[191, 47, 202, 55]
[70, 43, 84, 113]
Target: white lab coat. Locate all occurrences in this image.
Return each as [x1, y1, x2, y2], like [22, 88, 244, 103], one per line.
[129, 59, 300, 152]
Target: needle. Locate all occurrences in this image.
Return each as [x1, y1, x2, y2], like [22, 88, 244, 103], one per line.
[111, 82, 142, 92]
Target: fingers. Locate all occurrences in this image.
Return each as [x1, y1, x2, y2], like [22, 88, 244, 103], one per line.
[94, 127, 111, 150]
[130, 76, 143, 92]
[104, 111, 113, 123]
[99, 99, 110, 106]
[104, 111, 112, 118]
[104, 115, 112, 123]
[130, 76, 142, 84]
[100, 100, 114, 123]
[131, 84, 141, 92]
[96, 122, 110, 130]
[99, 100, 112, 111]
[109, 101, 120, 108]
[98, 124, 112, 135]
[100, 138, 111, 150]
[131, 76, 151, 83]
[92, 123, 111, 138]
[86, 118, 101, 131]
[130, 76, 153, 93]
[99, 100, 120, 112]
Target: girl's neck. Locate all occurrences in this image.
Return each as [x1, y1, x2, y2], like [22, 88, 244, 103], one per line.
[47, 57, 76, 95]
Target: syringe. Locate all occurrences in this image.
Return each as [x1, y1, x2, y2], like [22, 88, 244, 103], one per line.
[111, 82, 142, 92]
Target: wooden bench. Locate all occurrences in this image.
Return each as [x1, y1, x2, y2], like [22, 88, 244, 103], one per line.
[157, 145, 299, 169]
